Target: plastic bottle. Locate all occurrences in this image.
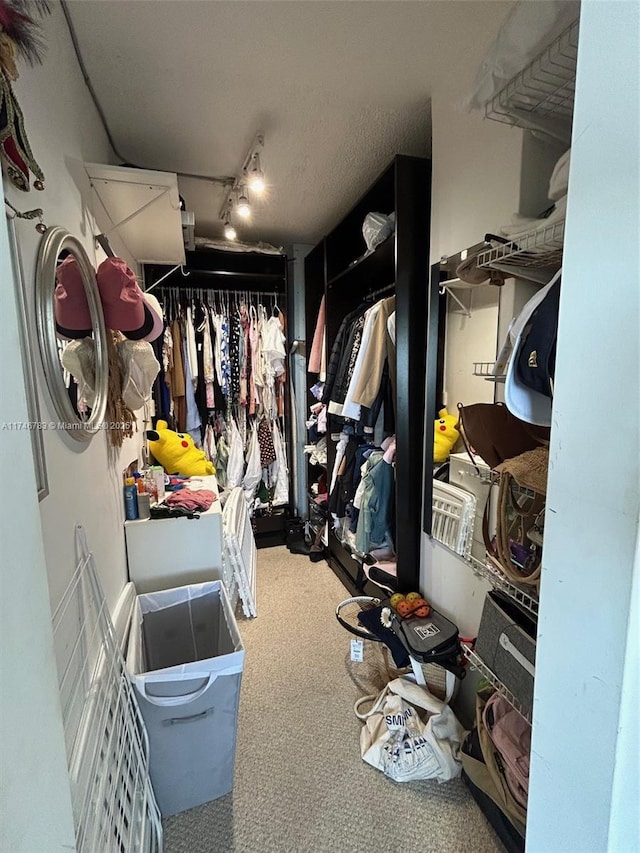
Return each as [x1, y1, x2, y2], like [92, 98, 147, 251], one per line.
[143, 469, 159, 504]
[124, 477, 139, 520]
[137, 492, 151, 520]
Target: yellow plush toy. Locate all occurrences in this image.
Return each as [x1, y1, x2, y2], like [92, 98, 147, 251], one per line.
[433, 408, 460, 463]
[146, 420, 215, 476]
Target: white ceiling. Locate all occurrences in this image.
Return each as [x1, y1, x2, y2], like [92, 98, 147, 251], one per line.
[67, 1, 513, 247]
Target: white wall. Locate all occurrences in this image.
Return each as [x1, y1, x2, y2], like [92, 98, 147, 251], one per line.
[4, 4, 144, 616]
[0, 213, 76, 848]
[421, 90, 523, 630]
[527, 3, 640, 850]
[443, 286, 499, 412]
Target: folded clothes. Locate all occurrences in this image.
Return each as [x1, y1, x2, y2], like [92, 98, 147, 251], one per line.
[165, 489, 217, 511]
[499, 195, 567, 245]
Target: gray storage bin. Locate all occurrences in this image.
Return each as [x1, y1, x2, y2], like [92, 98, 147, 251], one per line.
[475, 591, 537, 716]
[127, 580, 244, 817]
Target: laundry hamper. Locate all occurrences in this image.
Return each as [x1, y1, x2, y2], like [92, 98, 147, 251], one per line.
[126, 580, 245, 817]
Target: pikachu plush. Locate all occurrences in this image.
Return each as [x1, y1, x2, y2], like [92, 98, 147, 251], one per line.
[146, 420, 215, 476]
[433, 408, 460, 463]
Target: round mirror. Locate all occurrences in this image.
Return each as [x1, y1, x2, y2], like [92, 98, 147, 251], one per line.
[35, 226, 108, 441]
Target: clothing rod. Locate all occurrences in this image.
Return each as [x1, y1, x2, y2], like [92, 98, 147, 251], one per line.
[172, 268, 283, 280]
[368, 281, 395, 299]
[153, 286, 283, 301]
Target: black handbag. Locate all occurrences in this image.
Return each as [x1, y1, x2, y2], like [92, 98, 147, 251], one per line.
[388, 605, 466, 679]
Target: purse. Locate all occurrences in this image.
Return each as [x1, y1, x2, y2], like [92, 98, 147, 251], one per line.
[456, 402, 548, 471]
[490, 446, 549, 587]
[354, 677, 466, 783]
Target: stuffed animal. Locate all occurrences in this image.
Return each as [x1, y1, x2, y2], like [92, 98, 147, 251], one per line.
[146, 420, 215, 477]
[433, 408, 460, 463]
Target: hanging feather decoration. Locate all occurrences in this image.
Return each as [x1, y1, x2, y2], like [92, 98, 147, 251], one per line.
[0, 0, 51, 190]
[0, 1, 51, 69]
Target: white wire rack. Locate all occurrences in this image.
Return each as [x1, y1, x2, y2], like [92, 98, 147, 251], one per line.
[432, 481, 477, 559]
[469, 554, 539, 617]
[51, 527, 162, 853]
[223, 487, 258, 618]
[462, 642, 532, 724]
[477, 219, 565, 272]
[472, 361, 506, 383]
[485, 19, 579, 143]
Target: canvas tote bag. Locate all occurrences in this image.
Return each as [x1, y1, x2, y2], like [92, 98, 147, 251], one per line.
[354, 677, 465, 783]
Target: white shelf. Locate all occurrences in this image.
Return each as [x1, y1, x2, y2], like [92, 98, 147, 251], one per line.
[477, 219, 564, 273]
[462, 642, 532, 724]
[485, 19, 579, 144]
[85, 162, 186, 265]
[472, 361, 506, 383]
[469, 554, 539, 616]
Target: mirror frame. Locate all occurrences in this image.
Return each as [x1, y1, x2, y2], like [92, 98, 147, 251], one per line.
[35, 226, 109, 442]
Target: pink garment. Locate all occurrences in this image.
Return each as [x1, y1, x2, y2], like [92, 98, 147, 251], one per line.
[165, 489, 216, 511]
[308, 295, 325, 374]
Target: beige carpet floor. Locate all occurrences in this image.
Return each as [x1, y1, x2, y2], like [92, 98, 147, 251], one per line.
[163, 547, 502, 853]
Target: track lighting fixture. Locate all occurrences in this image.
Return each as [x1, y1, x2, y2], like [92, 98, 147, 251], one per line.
[217, 131, 266, 240]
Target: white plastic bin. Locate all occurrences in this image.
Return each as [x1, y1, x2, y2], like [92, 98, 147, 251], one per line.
[126, 580, 244, 817]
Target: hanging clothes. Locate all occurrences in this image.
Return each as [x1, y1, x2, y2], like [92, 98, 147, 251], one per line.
[271, 421, 289, 507]
[226, 417, 244, 487]
[355, 450, 395, 555]
[243, 423, 262, 501]
[351, 296, 396, 411]
[151, 285, 291, 517]
[341, 299, 384, 421]
[170, 319, 186, 431]
[308, 294, 326, 377]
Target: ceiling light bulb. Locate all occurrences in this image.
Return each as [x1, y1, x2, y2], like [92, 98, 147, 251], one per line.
[248, 154, 265, 194]
[248, 173, 265, 194]
[236, 189, 251, 218]
[224, 221, 237, 240]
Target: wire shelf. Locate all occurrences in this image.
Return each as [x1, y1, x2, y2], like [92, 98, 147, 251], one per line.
[469, 554, 539, 616]
[462, 643, 532, 724]
[52, 526, 162, 853]
[472, 361, 506, 383]
[477, 219, 564, 271]
[485, 19, 579, 141]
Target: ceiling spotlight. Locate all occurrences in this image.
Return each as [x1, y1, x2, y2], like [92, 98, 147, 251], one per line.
[224, 219, 237, 241]
[236, 189, 251, 218]
[247, 154, 265, 194]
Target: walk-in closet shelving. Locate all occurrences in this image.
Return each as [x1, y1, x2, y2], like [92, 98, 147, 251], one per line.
[472, 361, 506, 382]
[477, 218, 564, 272]
[143, 246, 292, 547]
[462, 642, 532, 724]
[306, 155, 431, 595]
[468, 554, 539, 617]
[303, 240, 328, 552]
[485, 18, 579, 143]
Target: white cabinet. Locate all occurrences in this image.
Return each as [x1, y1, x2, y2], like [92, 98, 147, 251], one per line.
[125, 488, 223, 594]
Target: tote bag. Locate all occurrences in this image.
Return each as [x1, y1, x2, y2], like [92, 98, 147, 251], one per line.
[354, 678, 465, 783]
